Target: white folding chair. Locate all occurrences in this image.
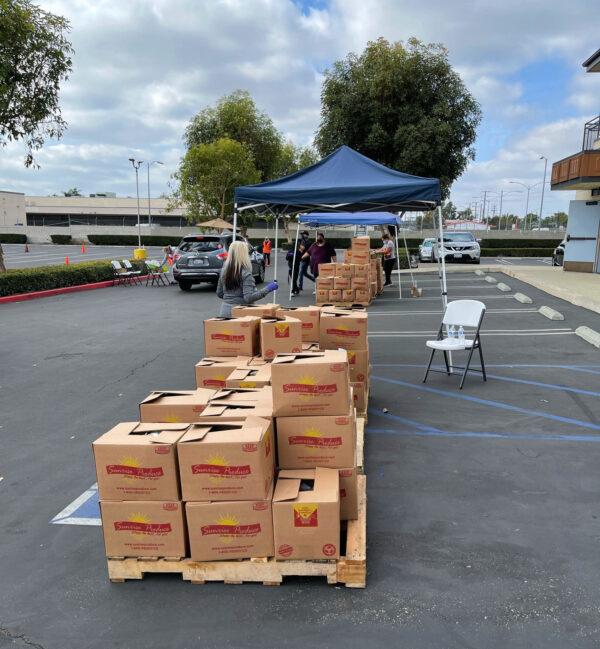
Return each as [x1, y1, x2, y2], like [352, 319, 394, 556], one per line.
[121, 259, 143, 285]
[423, 299, 487, 389]
[111, 260, 135, 285]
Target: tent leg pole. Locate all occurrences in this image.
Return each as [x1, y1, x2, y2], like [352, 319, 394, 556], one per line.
[438, 205, 452, 371]
[394, 228, 402, 300]
[273, 216, 279, 303]
[232, 203, 238, 241]
[402, 231, 413, 287]
[289, 219, 300, 300]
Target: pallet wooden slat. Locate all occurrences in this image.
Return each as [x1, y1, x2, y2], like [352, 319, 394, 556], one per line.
[356, 417, 365, 472]
[106, 476, 367, 588]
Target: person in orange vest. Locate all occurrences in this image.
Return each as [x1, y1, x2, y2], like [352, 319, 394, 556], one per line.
[262, 237, 272, 266]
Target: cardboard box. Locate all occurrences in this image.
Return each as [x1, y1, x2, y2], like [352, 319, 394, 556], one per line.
[351, 236, 370, 251]
[204, 317, 260, 357]
[318, 263, 337, 278]
[339, 468, 358, 520]
[199, 387, 274, 421]
[302, 342, 320, 351]
[348, 250, 369, 265]
[351, 381, 367, 412]
[231, 304, 280, 318]
[225, 360, 272, 388]
[270, 350, 351, 417]
[316, 288, 329, 303]
[316, 276, 334, 290]
[177, 416, 275, 501]
[344, 249, 353, 262]
[276, 306, 321, 343]
[195, 356, 252, 389]
[336, 264, 354, 278]
[333, 276, 351, 290]
[319, 310, 368, 351]
[353, 263, 370, 275]
[328, 289, 342, 302]
[100, 500, 186, 558]
[273, 468, 340, 560]
[355, 289, 370, 303]
[347, 349, 369, 383]
[186, 494, 274, 561]
[370, 281, 378, 297]
[260, 316, 303, 360]
[351, 276, 368, 291]
[93, 422, 189, 501]
[139, 389, 216, 423]
[342, 289, 354, 303]
[276, 404, 356, 469]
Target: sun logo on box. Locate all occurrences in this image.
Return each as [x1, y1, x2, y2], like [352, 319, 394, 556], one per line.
[217, 514, 239, 544]
[207, 454, 228, 482]
[129, 512, 150, 535]
[162, 413, 182, 423]
[303, 427, 322, 452]
[274, 323, 290, 338]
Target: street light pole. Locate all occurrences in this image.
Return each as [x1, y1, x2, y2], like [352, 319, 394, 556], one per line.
[129, 158, 143, 248]
[146, 161, 164, 228]
[539, 155, 548, 229]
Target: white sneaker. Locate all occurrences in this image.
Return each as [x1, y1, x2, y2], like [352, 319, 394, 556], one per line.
[312, 290, 316, 295]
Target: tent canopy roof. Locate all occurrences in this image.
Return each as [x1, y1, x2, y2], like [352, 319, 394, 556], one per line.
[235, 145, 440, 214]
[298, 212, 401, 227]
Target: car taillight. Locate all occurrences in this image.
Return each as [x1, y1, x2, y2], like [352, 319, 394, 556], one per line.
[216, 252, 228, 260]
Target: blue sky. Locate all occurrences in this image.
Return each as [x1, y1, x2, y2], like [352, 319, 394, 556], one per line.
[1, 0, 598, 219]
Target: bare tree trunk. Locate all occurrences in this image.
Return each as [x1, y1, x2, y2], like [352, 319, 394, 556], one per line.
[0, 243, 6, 272]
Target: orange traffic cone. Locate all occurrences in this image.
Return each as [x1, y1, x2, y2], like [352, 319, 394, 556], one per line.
[81, 243, 86, 254]
[24, 243, 29, 253]
[65, 255, 69, 265]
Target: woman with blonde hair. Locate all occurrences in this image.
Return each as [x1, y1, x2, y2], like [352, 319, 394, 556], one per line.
[216, 241, 278, 317]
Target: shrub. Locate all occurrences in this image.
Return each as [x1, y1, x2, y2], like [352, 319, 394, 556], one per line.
[50, 234, 72, 244]
[480, 238, 561, 249]
[87, 234, 184, 247]
[0, 233, 27, 244]
[0, 260, 143, 297]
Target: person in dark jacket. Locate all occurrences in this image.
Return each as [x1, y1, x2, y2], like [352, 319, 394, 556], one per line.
[216, 241, 277, 317]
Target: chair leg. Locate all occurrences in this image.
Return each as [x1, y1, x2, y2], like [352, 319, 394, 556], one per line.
[459, 346, 476, 390]
[443, 351, 450, 375]
[477, 342, 487, 381]
[423, 348, 436, 383]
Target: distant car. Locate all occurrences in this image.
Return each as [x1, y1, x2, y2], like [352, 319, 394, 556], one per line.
[432, 232, 481, 264]
[418, 238, 436, 262]
[552, 239, 566, 266]
[173, 233, 265, 291]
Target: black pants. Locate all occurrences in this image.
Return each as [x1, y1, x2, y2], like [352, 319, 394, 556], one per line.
[383, 258, 395, 284]
[264, 252, 270, 266]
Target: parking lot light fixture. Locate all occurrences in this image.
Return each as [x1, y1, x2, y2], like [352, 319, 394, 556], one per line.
[146, 161, 163, 227]
[129, 158, 144, 248]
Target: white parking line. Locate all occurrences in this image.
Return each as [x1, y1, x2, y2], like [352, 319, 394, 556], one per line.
[369, 331, 576, 338]
[368, 308, 539, 315]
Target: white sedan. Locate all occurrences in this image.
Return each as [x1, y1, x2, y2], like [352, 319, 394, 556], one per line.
[418, 238, 436, 262]
[433, 232, 481, 264]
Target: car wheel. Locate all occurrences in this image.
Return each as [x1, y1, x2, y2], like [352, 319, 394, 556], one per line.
[473, 258, 481, 265]
[178, 280, 192, 291]
[254, 263, 265, 284]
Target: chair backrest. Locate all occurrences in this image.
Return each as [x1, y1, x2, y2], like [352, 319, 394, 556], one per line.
[442, 300, 486, 328]
[111, 260, 122, 270]
[122, 259, 133, 269]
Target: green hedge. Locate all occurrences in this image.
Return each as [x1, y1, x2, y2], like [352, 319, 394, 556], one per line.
[0, 233, 27, 244]
[480, 238, 561, 249]
[87, 234, 183, 246]
[50, 234, 72, 244]
[0, 259, 146, 297]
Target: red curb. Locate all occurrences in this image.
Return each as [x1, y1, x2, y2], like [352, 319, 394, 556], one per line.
[0, 276, 150, 304]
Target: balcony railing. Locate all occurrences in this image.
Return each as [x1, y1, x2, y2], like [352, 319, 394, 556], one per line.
[583, 115, 600, 151]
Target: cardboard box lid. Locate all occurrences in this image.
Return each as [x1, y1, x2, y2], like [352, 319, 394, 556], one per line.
[273, 467, 339, 503]
[210, 387, 271, 402]
[260, 315, 301, 325]
[93, 421, 190, 446]
[227, 366, 270, 381]
[195, 356, 251, 368]
[204, 316, 260, 323]
[276, 306, 321, 315]
[179, 415, 270, 444]
[271, 349, 347, 366]
[321, 310, 367, 321]
[140, 389, 215, 406]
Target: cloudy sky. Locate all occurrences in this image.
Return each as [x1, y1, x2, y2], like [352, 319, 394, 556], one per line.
[1, 0, 598, 219]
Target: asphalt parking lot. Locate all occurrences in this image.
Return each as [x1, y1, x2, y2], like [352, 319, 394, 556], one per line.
[1, 269, 599, 648]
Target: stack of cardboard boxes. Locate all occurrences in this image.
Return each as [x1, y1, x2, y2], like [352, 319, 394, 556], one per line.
[315, 236, 384, 307]
[93, 303, 370, 568]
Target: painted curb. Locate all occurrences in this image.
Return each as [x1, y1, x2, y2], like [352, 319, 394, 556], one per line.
[474, 269, 485, 276]
[514, 292, 533, 304]
[485, 276, 497, 284]
[538, 305, 565, 321]
[496, 282, 511, 292]
[0, 277, 148, 304]
[575, 326, 600, 348]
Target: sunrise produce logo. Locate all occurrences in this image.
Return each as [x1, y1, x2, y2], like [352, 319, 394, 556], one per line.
[106, 457, 164, 480]
[191, 455, 251, 482]
[211, 329, 245, 342]
[288, 427, 342, 449]
[114, 513, 172, 535]
[201, 515, 261, 544]
[282, 376, 337, 395]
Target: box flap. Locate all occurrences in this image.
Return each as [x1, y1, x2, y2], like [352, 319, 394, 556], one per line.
[140, 390, 193, 404]
[273, 478, 301, 502]
[272, 352, 325, 365]
[178, 424, 212, 443]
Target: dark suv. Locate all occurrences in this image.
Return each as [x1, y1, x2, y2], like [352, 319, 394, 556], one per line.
[173, 234, 265, 291]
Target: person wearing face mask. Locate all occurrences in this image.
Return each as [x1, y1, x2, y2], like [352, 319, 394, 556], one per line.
[302, 232, 337, 290]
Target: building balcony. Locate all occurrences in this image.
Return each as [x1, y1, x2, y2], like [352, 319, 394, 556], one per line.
[551, 115, 600, 191]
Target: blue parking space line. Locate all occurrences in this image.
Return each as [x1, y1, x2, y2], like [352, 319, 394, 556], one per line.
[370, 375, 600, 432]
[51, 484, 100, 526]
[371, 364, 600, 398]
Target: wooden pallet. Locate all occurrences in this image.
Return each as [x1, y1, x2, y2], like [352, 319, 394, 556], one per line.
[356, 416, 365, 473]
[106, 475, 367, 588]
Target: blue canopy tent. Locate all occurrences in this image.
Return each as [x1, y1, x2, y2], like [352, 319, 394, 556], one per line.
[233, 145, 444, 304]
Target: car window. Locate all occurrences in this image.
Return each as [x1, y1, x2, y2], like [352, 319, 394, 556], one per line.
[422, 240, 433, 247]
[178, 239, 222, 253]
[443, 233, 475, 242]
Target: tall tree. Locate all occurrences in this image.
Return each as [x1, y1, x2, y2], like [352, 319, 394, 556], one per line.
[185, 90, 282, 181]
[62, 187, 81, 196]
[173, 137, 260, 236]
[0, 0, 73, 271]
[315, 37, 481, 199]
